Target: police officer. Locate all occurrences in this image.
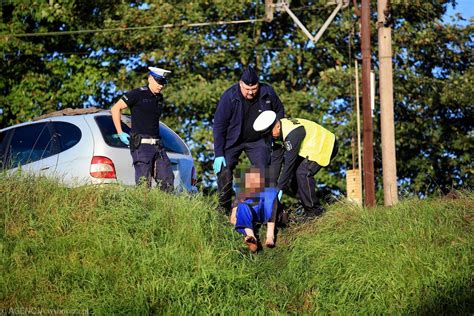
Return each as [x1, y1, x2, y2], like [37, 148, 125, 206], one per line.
[111, 66, 174, 191]
[254, 111, 339, 216]
[213, 66, 285, 214]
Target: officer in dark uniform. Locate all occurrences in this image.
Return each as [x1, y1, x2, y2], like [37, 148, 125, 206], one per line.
[111, 66, 174, 191]
[254, 111, 339, 216]
[213, 66, 285, 214]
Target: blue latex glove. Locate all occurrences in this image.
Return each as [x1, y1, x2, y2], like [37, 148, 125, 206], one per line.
[116, 132, 130, 145]
[213, 156, 226, 174]
[278, 190, 283, 201]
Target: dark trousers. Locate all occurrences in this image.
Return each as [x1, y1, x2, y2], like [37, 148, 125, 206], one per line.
[217, 138, 271, 213]
[271, 141, 339, 215]
[131, 143, 174, 192]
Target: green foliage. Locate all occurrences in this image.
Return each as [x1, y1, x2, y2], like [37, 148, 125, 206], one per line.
[0, 0, 471, 197]
[1, 175, 473, 313]
[388, 0, 473, 194]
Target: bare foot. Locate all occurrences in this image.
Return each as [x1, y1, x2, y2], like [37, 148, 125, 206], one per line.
[265, 237, 275, 248]
[244, 236, 258, 253]
[266, 222, 275, 248]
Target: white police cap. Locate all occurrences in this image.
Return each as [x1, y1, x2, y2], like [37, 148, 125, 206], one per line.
[253, 110, 277, 132]
[148, 67, 171, 77]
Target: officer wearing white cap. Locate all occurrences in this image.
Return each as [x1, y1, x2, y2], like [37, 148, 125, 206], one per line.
[213, 66, 285, 214]
[111, 66, 174, 191]
[254, 111, 339, 216]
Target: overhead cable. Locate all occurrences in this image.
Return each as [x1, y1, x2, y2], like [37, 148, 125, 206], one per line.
[1, 18, 265, 38]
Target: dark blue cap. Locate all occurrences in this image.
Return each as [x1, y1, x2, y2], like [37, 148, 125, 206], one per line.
[240, 66, 259, 85]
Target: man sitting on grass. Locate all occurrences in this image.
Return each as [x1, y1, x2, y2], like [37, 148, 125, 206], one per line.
[229, 166, 279, 253]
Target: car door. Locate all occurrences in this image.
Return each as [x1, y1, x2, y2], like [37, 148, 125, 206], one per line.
[5, 122, 60, 177]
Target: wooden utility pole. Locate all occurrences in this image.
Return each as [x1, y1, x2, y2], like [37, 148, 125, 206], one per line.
[377, 0, 398, 206]
[361, 0, 376, 207]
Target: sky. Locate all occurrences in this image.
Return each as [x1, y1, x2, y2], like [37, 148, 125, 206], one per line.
[444, 0, 473, 24]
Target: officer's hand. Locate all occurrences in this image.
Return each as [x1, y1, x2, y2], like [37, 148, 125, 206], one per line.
[116, 132, 130, 145]
[213, 156, 226, 174]
[278, 190, 283, 201]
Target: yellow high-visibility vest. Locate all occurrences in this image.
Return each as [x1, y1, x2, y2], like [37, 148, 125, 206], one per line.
[280, 118, 336, 166]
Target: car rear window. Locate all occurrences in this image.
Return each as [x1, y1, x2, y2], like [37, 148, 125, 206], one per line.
[94, 115, 189, 155]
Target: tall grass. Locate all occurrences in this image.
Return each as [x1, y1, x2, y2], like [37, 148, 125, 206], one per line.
[1, 174, 472, 314]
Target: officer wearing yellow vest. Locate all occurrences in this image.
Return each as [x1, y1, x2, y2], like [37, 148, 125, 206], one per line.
[253, 111, 338, 216]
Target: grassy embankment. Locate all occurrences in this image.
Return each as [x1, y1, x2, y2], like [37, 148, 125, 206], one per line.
[1, 174, 472, 314]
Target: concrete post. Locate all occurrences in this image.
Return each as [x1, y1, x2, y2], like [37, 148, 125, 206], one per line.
[377, 0, 399, 206]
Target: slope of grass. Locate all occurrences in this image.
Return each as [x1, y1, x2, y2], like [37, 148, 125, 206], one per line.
[278, 196, 473, 314]
[1, 174, 472, 314]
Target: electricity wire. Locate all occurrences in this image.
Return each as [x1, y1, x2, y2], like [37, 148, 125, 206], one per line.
[1, 18, 265, 38]
[0, 3, 336, 39]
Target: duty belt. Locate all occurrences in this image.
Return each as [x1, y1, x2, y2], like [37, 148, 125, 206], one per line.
[141, 138, 160, 145]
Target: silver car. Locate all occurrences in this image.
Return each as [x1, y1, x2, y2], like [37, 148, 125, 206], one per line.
[0, 108, 197, 191]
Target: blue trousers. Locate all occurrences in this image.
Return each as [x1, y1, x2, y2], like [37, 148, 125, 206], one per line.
[235, 188, 278, 235]
[131, 143, 174, 191]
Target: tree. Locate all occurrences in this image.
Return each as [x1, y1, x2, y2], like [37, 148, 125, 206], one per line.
[0, 0, 471, 198]
[386, 0, 473, 195]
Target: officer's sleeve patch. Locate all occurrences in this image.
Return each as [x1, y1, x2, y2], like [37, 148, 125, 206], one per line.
[284, 140, 293, 151]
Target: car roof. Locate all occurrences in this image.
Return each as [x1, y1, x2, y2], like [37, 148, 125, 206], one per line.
[1, 107, 174, 135]
[32, 107, 106, 121]
[0, 107, 192, 156]
[0, 107, 113, 132]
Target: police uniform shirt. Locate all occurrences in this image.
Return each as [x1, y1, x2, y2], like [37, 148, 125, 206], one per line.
[277, 126, 306, 190]
[240, 94, 262, 143]
[121, 86, 164, 137]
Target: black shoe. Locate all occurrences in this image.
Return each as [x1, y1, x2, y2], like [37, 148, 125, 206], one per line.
[289, 206, 324, 223]
[287, 206, 305, 224]
[304, 206, 324, 218]
[277, 210, 289, 227]
[294, 206, 305, 216]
